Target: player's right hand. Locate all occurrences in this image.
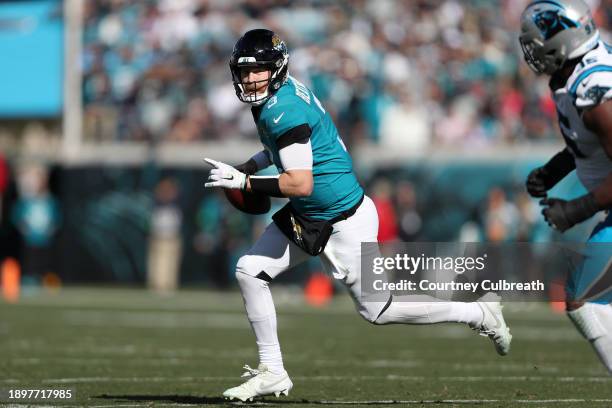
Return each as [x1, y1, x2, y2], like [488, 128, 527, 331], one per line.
[204, 158, 247, 190]
[526, 167, 552, 198]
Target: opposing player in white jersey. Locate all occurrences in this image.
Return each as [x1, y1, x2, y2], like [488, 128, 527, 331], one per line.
[520, 0, 612, 373]
[204, 29, 512, 402]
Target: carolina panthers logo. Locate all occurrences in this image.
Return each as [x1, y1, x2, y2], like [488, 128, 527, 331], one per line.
[533, 9, 579, 40]
[584, 86, 611, 105]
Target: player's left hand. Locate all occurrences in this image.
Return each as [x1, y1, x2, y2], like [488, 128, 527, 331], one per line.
[204, 158, 247, 190]
[540, 194, 600, 233]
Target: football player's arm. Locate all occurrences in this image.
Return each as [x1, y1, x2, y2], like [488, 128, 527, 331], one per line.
[526, 149, 576, 198]
[235, 150, 272, 175]
[247, 124, 313, 197]
[540, 100, 612, 232]
[584, 100, 612, 209]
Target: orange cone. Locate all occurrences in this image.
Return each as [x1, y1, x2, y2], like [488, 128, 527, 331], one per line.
[549, 279, 565, 313]
[43, 272, 62, 293]
[304, 272, 333, 307]
[1, 258, 20, 303]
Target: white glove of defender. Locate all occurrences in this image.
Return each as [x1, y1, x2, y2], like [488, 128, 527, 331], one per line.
[204, 158, 247, 190]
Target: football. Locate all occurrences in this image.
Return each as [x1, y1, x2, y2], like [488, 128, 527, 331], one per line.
[223, 188, 271, 215]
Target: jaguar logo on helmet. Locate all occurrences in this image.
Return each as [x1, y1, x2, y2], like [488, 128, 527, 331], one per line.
[272, 34, 282, 49]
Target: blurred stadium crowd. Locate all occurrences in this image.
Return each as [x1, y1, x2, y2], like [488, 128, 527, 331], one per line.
[83, 0, 611, 150]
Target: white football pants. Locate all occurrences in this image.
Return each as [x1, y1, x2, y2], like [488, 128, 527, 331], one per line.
[235, 195, 483, 373]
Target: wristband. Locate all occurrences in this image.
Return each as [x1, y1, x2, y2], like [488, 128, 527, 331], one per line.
[544, 148, 576, 185]
[249, 175, 284, 198]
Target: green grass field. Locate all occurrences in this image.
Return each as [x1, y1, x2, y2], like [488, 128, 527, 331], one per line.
[1, 287, 611, 407]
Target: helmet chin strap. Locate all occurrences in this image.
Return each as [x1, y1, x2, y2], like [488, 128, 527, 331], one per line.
[239, 81, 270, 105]
[239, 72, 279, 105]
[244, 89, 270, 106]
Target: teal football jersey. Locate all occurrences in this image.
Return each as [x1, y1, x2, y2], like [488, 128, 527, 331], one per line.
[254, 75, 363, 220]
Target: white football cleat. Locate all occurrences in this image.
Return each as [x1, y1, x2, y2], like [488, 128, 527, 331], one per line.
[471, 292, 512, 356]
[222, 364, 293, 402]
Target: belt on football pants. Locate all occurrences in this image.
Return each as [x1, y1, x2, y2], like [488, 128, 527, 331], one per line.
[328, 193, 365, 225]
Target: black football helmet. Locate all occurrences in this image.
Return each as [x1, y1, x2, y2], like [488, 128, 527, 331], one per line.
[229, 29, 289, 105]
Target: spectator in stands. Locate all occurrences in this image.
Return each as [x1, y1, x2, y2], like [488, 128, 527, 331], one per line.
[514, 191, 539, 242]
[148, 177, 183, 292]
[483, 187, 518, 243]
[369, 178, 398, 243]
[0, 153, 11, 262]
[395, 180, 422, 241]
[0, 153, 8, 223]
[81, 0, 612, 146]
[11, 164, 61, 278]
[194, 190, 230, 288]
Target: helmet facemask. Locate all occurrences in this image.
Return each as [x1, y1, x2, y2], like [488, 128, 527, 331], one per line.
[519, 36, 566, 75]
[229, 31, 289, 106]
[231, 63, 271, 105]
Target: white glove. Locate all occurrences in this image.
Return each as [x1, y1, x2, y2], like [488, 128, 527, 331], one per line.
[204, 158, 247, 190]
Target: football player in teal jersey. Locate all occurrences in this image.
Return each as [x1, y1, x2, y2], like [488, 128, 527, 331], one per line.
[205, 29, 512, 402]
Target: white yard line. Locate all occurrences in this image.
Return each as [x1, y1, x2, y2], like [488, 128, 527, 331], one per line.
[6, 358, 571, 375]
[312, 400, 612, 405]
[7, 401, 612, 408]
[241, 399, 612, 405]
[83, 405, 144, 408]
[33, 375, 612, 384]
[41, 376, 215, 384]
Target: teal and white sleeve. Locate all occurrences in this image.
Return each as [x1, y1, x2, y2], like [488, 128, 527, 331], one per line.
[277, 124, 313, 171]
